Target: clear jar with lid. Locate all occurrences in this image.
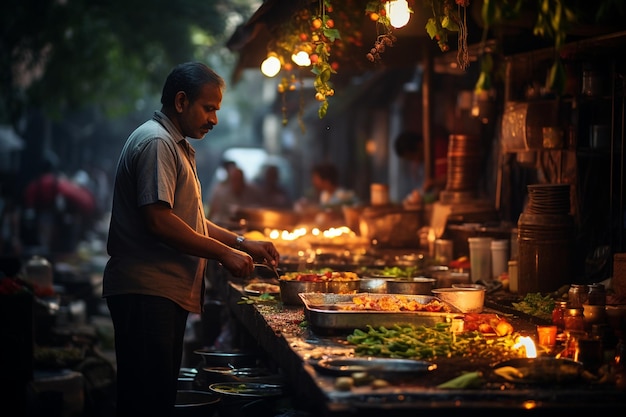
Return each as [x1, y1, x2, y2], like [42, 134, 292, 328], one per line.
[587, 283, 606, 306]
[564, 307, 585, 332]
[568, 284, 589, 308]
[552, 301, 568, 331]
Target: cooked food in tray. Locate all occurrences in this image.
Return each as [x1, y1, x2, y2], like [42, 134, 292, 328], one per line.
[299, 293, 462, 333]
[279, 270, 359, 282]
[338, 294, 451, 312]
[300, 293, 459, 313]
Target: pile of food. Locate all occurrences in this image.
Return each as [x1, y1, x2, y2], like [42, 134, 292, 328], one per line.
[279, 270, 359, 282]
[346, 322, 525, 361]
[343, 294, 450, 312]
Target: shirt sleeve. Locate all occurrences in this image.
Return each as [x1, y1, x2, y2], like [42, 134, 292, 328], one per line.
[135, 138, 178, 208]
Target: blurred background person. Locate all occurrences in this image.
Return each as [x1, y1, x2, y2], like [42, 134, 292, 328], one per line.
[393, 128, 448, 205]
[295, 162, 359, 228]
[311, 162, 359, 209]
[207, 167, 260, 229]
[252, 164, 292, 209]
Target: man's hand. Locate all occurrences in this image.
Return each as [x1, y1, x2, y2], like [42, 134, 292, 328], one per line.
[221, 250, 254, 278]
[242, 240, 280, 266]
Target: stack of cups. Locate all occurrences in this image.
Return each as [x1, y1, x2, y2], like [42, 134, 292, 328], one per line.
[468, 237, 492, 283]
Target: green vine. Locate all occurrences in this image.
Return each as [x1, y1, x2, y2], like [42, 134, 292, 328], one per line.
[424, 0, 471, 70]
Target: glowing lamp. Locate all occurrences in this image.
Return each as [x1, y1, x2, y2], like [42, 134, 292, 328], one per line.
[291, 51, 311, 67]
[386, 0, 411, 28]
[261, 53, 281, 77]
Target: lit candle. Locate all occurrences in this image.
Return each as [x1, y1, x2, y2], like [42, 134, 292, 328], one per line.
[514, 336, 538, 358]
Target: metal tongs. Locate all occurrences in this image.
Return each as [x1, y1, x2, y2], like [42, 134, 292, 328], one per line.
[253, 262, 280, 280]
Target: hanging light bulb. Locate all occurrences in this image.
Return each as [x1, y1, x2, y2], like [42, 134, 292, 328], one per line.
[261, 53, 281, 77]
[291, 50, 311, 67]
[385, 0, 411, 28]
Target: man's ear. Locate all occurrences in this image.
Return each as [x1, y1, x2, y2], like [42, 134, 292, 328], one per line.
[174, 91, 187, 113]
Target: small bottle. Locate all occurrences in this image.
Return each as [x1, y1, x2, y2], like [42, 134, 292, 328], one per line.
[552, 301, 568, 331]
[568, 284, 589, 308]
[508, 260, 518, 294]
[564, 307, 585, 332]
[587, 283, 606, 306]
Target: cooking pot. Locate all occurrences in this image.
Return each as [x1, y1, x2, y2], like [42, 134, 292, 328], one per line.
[193, 349, 260, 368]
[202, 366, 283, 384]
[174, 390, 220, 417]
[279, 279, 361, 305]
[386, 277, 436, 295]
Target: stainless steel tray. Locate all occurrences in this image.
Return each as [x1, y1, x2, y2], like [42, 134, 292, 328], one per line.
[299, 293, 461, 333]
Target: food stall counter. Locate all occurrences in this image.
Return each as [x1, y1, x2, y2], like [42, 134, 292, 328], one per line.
[225, 281, 626, 416]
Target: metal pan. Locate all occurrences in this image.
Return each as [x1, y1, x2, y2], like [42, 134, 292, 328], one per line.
[311, 357, 437, 379]
[299, 293, 461, 333]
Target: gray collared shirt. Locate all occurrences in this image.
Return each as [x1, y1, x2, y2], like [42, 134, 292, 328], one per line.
[103, 111, 207, 313]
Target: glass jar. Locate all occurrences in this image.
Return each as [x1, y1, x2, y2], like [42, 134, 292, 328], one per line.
[564, 307, 585, 332]
[568, 284, 589, 308]
[587, 283, 606, 306]
[552, 301, 568, 331]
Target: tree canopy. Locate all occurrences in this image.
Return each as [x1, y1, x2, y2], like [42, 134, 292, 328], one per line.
[1, 0, 254, 126]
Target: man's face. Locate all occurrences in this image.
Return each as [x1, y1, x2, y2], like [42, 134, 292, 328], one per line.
[178, 83, 222, 139]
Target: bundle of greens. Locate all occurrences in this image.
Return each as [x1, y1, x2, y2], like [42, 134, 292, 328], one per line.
[511, 293, 556, 321]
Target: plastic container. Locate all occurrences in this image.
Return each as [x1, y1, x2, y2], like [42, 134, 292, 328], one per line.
[468, 237, 492, 283]
[490, 239, 509, 280]
[434, 239, 454, 265]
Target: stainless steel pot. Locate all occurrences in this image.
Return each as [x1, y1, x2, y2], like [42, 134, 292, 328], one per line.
[193, 349, 259, 368]
[386, 277, 436, 295]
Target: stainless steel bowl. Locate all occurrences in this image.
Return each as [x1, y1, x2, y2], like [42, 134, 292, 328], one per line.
[359, 277, 390, 293]
[431, 287, 485, 313]
[279, 280, 327, 305]
[386, 277, 436, 295]
[193, 349, 259, 368]
[279, 279, 360, 305]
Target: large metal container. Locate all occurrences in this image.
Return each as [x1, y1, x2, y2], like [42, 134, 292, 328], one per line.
[359, 277, 391, 293]
[279, 279, 360, 305]
[386, 277, 436, 295]
[299, 293, 460, 334]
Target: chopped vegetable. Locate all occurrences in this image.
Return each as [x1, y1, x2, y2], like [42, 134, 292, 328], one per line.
[346, 323, 526, 361]
[511, 292, 555, 321]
